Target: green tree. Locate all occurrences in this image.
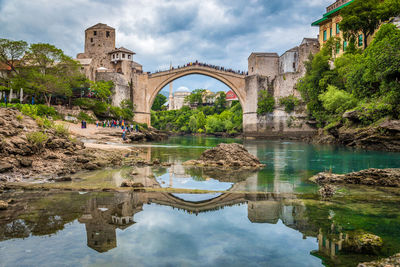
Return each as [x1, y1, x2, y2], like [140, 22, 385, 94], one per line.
[214, 91, 227, 113]
[339, 0, 381, 49]
[0, 39, 28, 74]
[185, 89, 205, 105]
[90, 80, 114, 102]
[151, 93, 167, 111]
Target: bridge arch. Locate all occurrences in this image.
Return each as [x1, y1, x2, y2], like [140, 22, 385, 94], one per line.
[133, 65, 247, 126]
[148, 68, 246, 111]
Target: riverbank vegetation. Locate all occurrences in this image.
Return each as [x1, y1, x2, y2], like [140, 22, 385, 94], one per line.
[151, 91, 242, 134]
[298, 22, 400, 129]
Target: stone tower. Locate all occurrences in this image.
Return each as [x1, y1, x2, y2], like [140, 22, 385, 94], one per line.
[84, 23, 116, 56]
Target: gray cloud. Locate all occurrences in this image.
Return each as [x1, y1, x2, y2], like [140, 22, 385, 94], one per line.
[0, 0, 332, 91]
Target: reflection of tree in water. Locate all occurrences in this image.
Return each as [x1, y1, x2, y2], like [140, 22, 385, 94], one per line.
[184, 166, 256, 183]
[152, 166, 168, 177]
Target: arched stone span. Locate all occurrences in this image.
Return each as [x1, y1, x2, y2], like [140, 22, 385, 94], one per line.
[132, 65, 247, 125]
[149, 69, 246, 109]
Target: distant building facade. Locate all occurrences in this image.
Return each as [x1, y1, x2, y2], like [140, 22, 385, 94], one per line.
[170, 90, 191, 110]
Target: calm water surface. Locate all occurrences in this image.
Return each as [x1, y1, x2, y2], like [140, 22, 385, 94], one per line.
[1, 136, 400, 267]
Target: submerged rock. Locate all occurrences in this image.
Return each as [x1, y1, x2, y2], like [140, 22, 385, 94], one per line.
[318, 184, 336, 200]
[0, 200, 8, 210]
[358, 253, 400, 267]
[311, 168, 400, 187]
[120, 180, 144, 188]
[183, 143, 265, 169]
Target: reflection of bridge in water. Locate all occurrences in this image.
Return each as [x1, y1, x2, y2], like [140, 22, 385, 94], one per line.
[78, 191, 307, 253]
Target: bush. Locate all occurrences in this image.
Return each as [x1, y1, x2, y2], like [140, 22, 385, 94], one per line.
[257, 90, 275, 115]
[36, 104, 57, 117]
[318, 85, 358, 114]
[16, 114, 23, 121]
[53, 124, 69, 137]
[279, 95, 300, 113]
[20, 104, 38, 117]
[355, 101, 393, 126]
[77, 111, 95, 123]
[73, 98, 96, 110]
[26, 131, 48, 147]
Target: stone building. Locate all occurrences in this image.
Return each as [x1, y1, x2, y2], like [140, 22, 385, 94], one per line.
[311, 0, 373, 56]
[76, 23, 142, 107]
[245, 37, 320, 137]
[170, 89, 191, 110]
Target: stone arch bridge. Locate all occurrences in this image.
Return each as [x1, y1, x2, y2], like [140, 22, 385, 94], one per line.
[132, 64, 259, 132]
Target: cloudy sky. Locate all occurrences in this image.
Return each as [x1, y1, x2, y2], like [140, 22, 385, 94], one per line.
[0, 0, 331, 92]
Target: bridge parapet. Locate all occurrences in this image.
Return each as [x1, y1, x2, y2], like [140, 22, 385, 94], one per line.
[149, 64, 247, 79]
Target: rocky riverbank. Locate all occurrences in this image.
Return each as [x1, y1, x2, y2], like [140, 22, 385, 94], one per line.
[311, 168, 400, 187]
[358, 253, 400, 267]
[184, 143, 265, 169]
[312, 119, 400, 152]
[0, 108, 140, 183]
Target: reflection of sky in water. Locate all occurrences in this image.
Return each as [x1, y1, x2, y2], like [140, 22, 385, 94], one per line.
[156, 171, 233, 191]
[0, 204, 322, 267]
[171, 193, 223, 202]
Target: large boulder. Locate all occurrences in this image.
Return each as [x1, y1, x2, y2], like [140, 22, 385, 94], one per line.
[358, 253, 400, 267]
[184, 143, 265, 169]
[345, 232, 383, 254]
[0, 163, 13, 173]
[310, 168, 400, 187]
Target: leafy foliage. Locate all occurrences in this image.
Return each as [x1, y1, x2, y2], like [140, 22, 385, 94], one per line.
[151, 94, 167, 111]
[257, 90, 275, 115]
[279, 95, 300, 113]
[151, 101, 242, 134]
[26, 131, 48, 147]
[298, 23, 400, 127]
[318, 85, 357, 114]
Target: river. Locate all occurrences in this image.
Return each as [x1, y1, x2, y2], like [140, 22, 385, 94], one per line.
[1, 136, 400, 266]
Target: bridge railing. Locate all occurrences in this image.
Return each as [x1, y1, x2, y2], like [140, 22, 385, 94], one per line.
[151, 61, 248, 76]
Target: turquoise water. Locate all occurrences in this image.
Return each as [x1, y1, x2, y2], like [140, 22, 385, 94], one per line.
[1, 137, 400, 266]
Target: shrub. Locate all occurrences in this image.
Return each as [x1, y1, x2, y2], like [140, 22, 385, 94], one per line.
[257, 90, 275, 115]
[26, 131, 48, 147]
[16, 114, 23, 122]
[77, 111, 95, 123]
[21, 104, 38, 117]
[318, 85, 358, 114]
[53, 124, 69, 137]
[355, 101, 393, 126]
[73, 98, 96, 110]
[279, 95, 300, 113]
[36, 104, 57, 117]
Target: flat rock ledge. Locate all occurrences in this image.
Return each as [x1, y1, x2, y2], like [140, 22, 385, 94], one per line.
[358, 253, 400, 267]
[183, 143, 265, 169]
[310, 168, 400, 187]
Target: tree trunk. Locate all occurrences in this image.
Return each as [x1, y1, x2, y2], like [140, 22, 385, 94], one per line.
[364, 32, 368, 49]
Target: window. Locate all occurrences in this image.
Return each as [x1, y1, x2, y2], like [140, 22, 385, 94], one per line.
[90, 38, 93, 43]
[358, 34, 363, 47]
[122, 53, 125, 58]
[106, 31, 110, 37]
[336, 24, 340, 34]
[292, 62, 295, 69]
[323, 30, 327, 41]
[128, 55, 131, 59]
[343, 41, 348, 51]
[336, 43, 340, 54]
[94, 31, 97, 36]
[330, 28, 332, 37]
[112, 54, 115, 59]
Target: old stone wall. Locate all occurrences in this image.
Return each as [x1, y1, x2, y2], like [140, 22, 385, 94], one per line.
[96, 72, 131, 107]
[244, 38, 319, 138]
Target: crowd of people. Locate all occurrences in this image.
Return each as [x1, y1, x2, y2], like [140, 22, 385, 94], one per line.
[152, 61, 248, 76]
[94, 119, 139, 140]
